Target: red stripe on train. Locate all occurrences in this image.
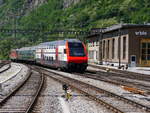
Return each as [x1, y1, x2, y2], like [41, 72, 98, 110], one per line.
[68, 57, 87, 63]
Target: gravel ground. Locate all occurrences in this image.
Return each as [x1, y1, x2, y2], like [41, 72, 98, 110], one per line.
[87, 66, 108, 72]
[32, 76, 111, 113]
[45, 68, 150, 107]
[0, 63, 29, 98]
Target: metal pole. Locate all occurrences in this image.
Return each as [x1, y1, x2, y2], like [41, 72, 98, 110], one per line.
[99, 33, 103, 65]
[118, 28, 121, 69]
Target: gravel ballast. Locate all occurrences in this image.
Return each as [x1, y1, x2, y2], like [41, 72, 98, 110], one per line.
[32, 75, 111, 113]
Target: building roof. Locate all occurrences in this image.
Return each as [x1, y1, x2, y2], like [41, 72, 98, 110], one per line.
[104, 23, 150, 33]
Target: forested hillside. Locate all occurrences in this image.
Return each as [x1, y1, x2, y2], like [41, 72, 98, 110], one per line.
[0, 0, 150, 59]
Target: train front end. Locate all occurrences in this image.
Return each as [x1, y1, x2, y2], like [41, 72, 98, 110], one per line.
[66, 40, 88, 72]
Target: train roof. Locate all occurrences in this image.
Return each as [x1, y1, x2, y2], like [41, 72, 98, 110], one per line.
[16, 39, 82, 50]
[39, 39, 81, 46]
[17, 46, 37, 51]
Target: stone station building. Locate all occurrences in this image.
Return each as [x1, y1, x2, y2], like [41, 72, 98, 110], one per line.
[87, 24, 150, 67]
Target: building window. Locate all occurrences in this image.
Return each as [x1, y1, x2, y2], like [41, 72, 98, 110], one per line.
[89, 51, 94, 59]
[123, 37, 126, 59]
[112, 39, 115, 59]
[96, 51, 98, 59]
[141, 42, 150, 60]
[118, 38, 120, 59]
[96, 39, 99, 46]
[107, 40, 110, 59]
[103, 40, 105, 58]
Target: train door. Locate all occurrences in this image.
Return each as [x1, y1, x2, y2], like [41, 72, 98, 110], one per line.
[140, 39, 150, 66]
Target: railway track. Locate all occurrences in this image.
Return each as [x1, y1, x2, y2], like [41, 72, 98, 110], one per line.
[0, 61, 11, 67]
[0, 64, 11, 74]
[88, 64, 150, 82]
[0, 61, 11, 73]
[0, 68, 44, 113]
[78, 70, 150, 95]
[35, 66, 150, 113]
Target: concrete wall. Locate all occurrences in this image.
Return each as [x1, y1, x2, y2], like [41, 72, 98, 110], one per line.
[102, 34, 129, 66]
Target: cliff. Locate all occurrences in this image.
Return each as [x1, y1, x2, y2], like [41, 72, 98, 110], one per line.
[0, 0, 150, 59]
[63, 0, 81, 8]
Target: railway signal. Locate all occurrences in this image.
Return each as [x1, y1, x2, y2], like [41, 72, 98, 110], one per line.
[62, 84, 68, 91]
[62, 84, 72, 101]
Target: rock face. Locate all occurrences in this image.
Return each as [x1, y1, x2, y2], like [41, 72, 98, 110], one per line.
[26, 0, 47, 9]
[0, 0, 4, 5]
[63, 0, 81, 8]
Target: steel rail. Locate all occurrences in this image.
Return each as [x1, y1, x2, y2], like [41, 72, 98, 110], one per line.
[44, 70, 150, 113]
[33, 66, 149, 113]
[38, 67, 150, 112]
[75, 71, 149, 95]
[0, 66, 44, 113]
[0, 69, 31, 104]
[41, 73, 123, 113]
[25, 71, 44, 113]
[0, 64, 11, 73]
[88, 64, 150, 77]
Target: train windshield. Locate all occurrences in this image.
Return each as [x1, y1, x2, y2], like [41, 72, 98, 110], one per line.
[68, 42, 86, 57]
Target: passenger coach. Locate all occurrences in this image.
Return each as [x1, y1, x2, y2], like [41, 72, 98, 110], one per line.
[10, 39, 88, 72]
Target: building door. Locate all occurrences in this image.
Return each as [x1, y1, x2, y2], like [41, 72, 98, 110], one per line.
[130, 55, 136, 67]
[140, 39, 150, 66]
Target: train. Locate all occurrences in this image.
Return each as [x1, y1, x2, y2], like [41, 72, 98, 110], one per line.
[10, 39, 88, 72]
